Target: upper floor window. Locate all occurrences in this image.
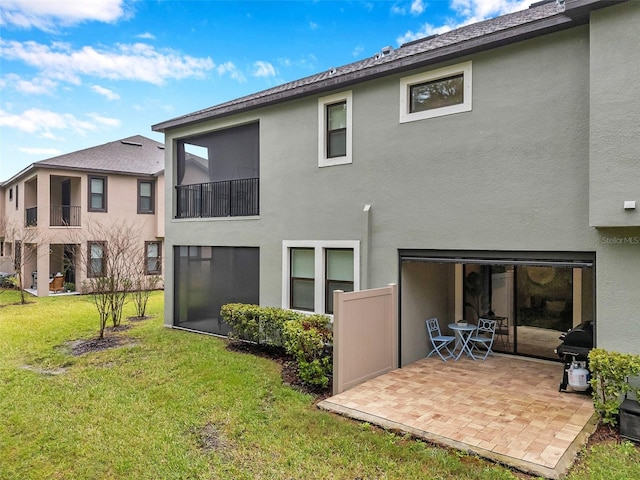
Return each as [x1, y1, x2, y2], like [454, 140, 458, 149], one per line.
[399, 61, 472, 123]
[145, 241, 161, 275]
[9, 188, 13, 201]
[88, 176, 107, 212]
[138, 180, 155, 214]
[88, 241, 106, 277]
[318, 91, 352, 167]
[283, 240, 359, 314]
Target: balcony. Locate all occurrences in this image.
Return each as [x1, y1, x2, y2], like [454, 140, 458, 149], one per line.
[50, 205, 81, 227]
[176, 178, 259, 219]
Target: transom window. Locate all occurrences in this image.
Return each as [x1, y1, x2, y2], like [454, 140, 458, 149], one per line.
[400, 61, 472, 123]
[409, 74, 464, 113]
[138, 180, 155, 214]
[88, 176, 107, 212]
[318, 91, 352, 167]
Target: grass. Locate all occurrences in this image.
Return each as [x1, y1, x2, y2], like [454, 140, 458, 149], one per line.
[1, 289, 638, 479]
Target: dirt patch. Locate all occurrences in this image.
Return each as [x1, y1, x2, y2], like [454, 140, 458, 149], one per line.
[20, 364, 68, 376]
[127, 315, 153, 322]
[67, 335, 130, 356]
[226, 340, 331, 400]
[196, 422, 227, 453]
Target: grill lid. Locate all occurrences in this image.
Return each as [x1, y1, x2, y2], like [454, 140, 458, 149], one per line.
[558, 320, 593, 349]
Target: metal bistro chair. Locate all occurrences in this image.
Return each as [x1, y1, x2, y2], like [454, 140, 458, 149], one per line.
[468, 318, 497, 361]
[425, 318, 455, 362]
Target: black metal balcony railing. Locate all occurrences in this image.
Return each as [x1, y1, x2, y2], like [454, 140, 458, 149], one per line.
[176, 178, 259, 219]
[50, 205, 81, 227]
[26, 207, 37, 227]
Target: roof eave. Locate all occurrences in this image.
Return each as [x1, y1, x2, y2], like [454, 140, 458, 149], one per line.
[152, 12, 579, 133]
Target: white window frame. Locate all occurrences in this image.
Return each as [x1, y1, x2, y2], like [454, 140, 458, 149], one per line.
[399, 61, 472, 124]
[282, 240, 360, 315]
[318, 91, 353, 168]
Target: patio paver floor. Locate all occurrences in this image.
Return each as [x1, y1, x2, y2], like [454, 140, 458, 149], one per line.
[318, 355, 596, 479]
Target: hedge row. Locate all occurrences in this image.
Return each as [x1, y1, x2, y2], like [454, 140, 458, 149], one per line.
[220, 303, 333, 388]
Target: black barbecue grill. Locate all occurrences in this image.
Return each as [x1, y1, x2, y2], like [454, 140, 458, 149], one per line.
[555, 320, 594, 392]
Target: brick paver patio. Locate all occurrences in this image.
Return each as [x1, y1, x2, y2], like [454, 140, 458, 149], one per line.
[318, 355, 596, 479]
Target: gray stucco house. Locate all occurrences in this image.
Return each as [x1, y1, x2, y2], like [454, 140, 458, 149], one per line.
[153, 0, 640, 366]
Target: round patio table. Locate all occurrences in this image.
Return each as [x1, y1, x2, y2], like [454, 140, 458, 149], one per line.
[448, 323, 477, 360]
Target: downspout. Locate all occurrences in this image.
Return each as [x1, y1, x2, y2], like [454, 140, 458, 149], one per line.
[361, 204, 371, 290]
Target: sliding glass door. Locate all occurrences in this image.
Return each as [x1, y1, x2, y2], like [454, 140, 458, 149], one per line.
[463, 263, 594, 360]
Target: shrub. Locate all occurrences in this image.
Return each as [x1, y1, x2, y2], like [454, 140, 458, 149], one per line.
[220, 303, 302, 347]
[220, 304, 333, 389]
[589, 348, 640, 425]
[283, 314, 332, 388]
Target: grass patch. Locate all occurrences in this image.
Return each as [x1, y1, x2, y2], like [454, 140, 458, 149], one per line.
[1, 290, 638, 479]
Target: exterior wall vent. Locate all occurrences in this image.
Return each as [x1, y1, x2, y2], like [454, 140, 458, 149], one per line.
[121, 140, 142, 146]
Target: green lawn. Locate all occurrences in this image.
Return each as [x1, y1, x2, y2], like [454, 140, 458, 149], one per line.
[1, 290, 638, 479]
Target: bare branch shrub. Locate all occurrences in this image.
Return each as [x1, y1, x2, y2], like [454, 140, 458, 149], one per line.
[131, 273, 161, 318]
[70, 220, 142, 337]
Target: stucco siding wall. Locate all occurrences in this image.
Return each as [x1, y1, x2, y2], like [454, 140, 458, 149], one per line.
[164, 26, 608, 335]
[589, 1, 640, 227]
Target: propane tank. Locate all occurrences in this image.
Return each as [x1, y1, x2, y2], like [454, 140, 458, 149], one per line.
[567, 361, 590, 391]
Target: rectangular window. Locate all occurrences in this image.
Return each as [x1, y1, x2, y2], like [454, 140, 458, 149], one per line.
[9, 188, 13, 201]
[0, 239, 4, 257]
[400, 61, 472, 123]
[409, 74, 464, 113]
[325, 249, 355, 314]
[88, 241, 106, 277]
[283, 241, 359, 314]
[88, 176, 107, 212]
[145, 241, 161, 274]
[138, 180, 155, 214]
[290, 248, 315, 311]
[326, 101, 347, 158]
[318, 91, 352, 167]
[15, 185, 18, 210]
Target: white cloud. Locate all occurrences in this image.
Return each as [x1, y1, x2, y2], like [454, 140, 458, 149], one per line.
[1, 73, 58, 95]
[0, 108, 117, 138]
[87, 112, 120, 127]
[397, 0, 530, 44]
[91, 85, 120, 100]
[19, 147, 62, 156]
[0, 0, 128, 31]
[392, 0, 425, 16]
[309, 21, 318, 30]
[0, 39, 215, 86]
[252, 61, 276, 78]
[217, 61, 246, 82]
[411, 0, 426, 15]
[137, 32, 156, 40]
[352, 45, 364, 58]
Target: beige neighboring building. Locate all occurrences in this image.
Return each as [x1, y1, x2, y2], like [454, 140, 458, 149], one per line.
[0, 135, 165, 296]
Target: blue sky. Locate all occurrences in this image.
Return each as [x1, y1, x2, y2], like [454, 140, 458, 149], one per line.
[0, 0, 530, 180]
